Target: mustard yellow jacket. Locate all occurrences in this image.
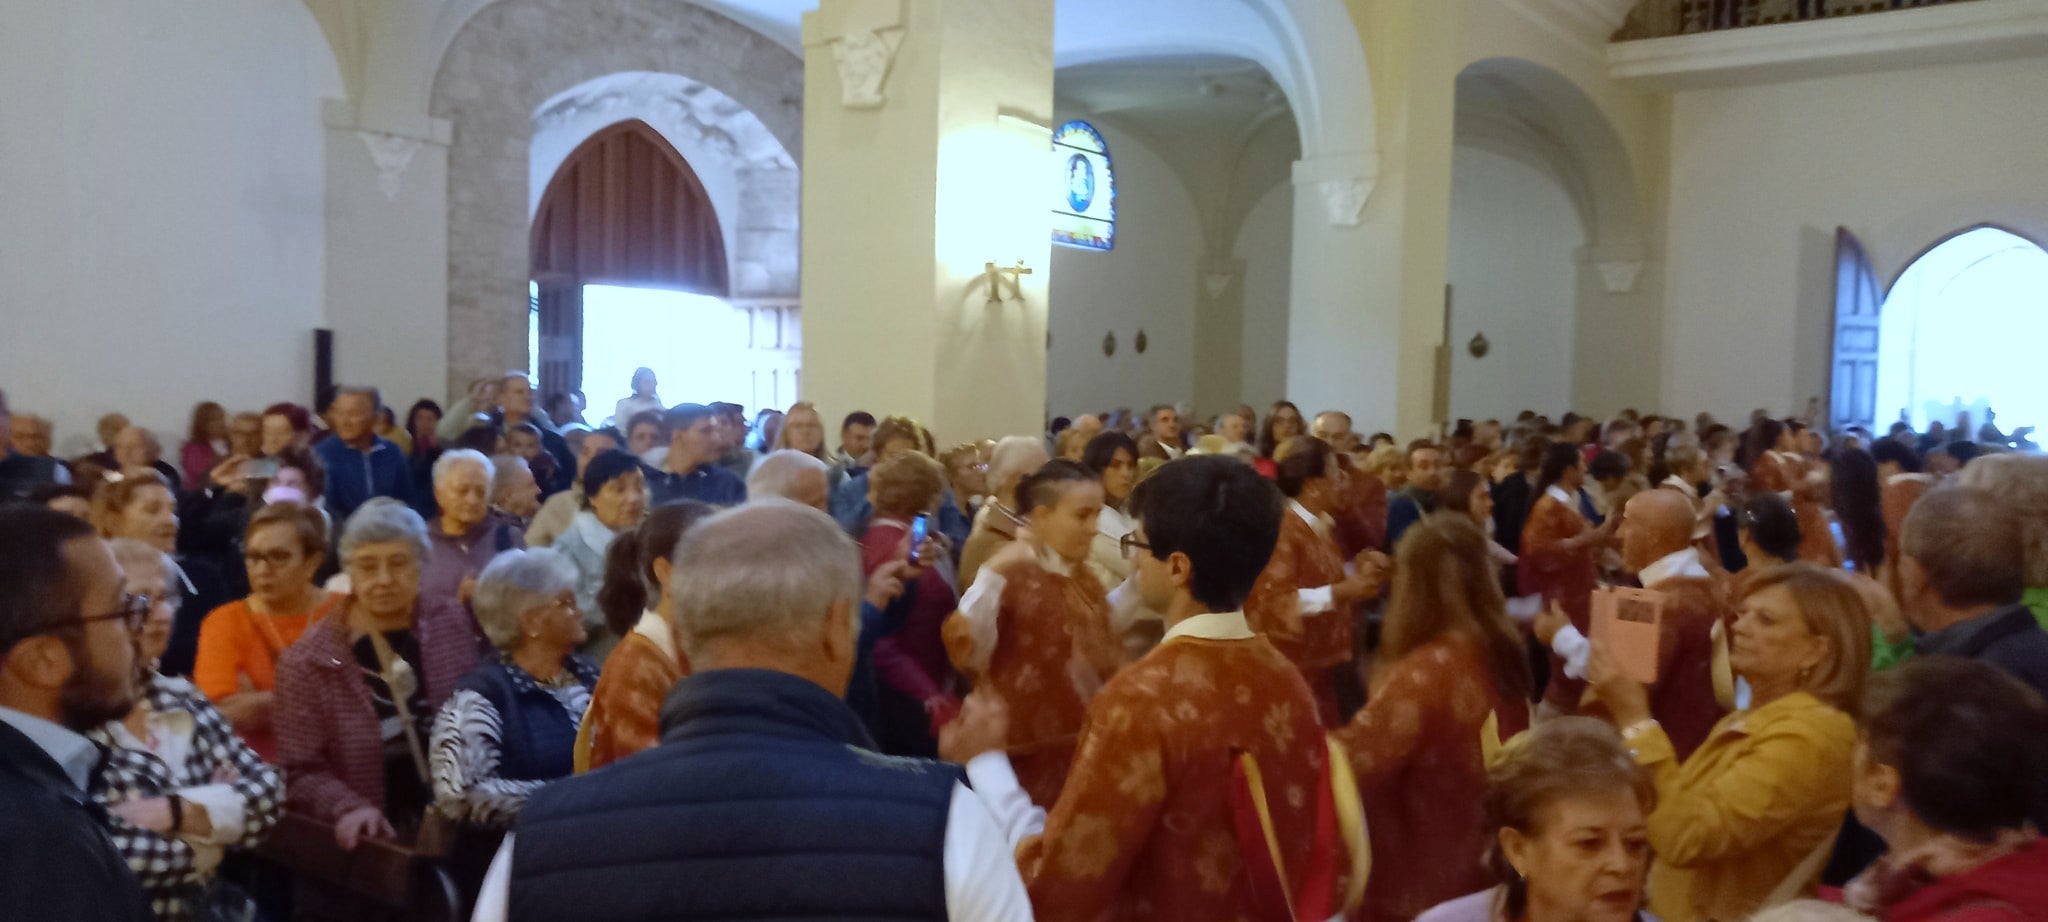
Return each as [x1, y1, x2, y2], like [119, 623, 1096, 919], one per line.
[1633, 691, 1854, 922]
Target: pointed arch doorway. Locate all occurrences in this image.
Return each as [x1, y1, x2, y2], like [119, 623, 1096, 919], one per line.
[531, 118, 775, 420]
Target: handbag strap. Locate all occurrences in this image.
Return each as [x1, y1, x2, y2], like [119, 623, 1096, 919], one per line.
[362, 627, 432, 786]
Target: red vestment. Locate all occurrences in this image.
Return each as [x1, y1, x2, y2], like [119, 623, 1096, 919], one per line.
[1244, 508, 1354, 725]
[1335, 637, 1525, 922]
[1519, 492, 1597, 712]
[1019, 631, 1354, 922]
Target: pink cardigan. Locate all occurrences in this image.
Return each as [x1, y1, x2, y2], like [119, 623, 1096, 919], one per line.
[273, 599, 481, 821]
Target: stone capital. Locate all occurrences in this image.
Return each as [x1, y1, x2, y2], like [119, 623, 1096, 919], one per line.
[803, 0, 908, 109]
[1291, 152, 1381, 227]
[1580, 239, 1649, 295]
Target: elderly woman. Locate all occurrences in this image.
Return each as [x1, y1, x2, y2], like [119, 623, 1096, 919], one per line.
[92, 540, 283, 922]
[420, 449, 525, 614]
[91, 469, 230, 678]
[192, 502, 339, 760]
[427, 550, 598, 829]
[1588, 562, 1870, 922]
[860, 451, 961, 756]
[1416, 718, 1655, 922]
[578, 502, 718, 771]
[275, 500, 482, 850]
[1338, 513, 1531, 922]
[1842, 657, 2048, 920]
[957, 435, 1051, 589]
[1955, 452, 2048, 629]
[548, 449, 647, 659]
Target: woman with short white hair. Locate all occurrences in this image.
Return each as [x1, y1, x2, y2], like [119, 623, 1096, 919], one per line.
[275, 499, 483, 850]
[421, 449, 523, 613]
[429, 549, 597, 828]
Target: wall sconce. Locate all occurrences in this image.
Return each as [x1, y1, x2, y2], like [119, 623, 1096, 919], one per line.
[1134, 329, 1148, 354]
[1468, 332, 1490, 359]
[1102, 332, 1116, 356]
[985, 260, 1034, 303]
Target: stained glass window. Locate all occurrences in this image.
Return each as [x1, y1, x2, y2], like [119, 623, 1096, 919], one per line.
[1053, 121, 1116, 252]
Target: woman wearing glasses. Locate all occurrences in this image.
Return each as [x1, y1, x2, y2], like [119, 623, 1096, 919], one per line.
[90, 539, 283, 922]
[191, 502, 338, 761]
[274, 500, 482, 850]
[427, 549, 597, 829]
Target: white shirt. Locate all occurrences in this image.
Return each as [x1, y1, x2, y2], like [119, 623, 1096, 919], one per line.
[953, 545, 1072, 674]
[470, 782, 1033, 922]
[1288, 500, 1337, 617]
[1550, 547, 1711, 680]
[0, 705, 98, 790]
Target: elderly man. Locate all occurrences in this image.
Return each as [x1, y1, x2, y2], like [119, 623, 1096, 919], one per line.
[1135, 404, 1183, 461]
[1312, 410, 1362, 454]
[958, 435, 1050, 589]
[1898, 488, 2048, 695]
[648, 404, 746, 508]
[113, 425, 182, 489]
[749, 449, 832, 511]
[473, 502, 1028, 922]
[312, 387, 415, 521]
[0, 393, 71, 500]
[1384, 441, 1447, 550]
[490, 453, 542, 525]
[1537, 488, 1729, 759]
[0, 507, 152, 919]
[1214, 409, 1256, 458]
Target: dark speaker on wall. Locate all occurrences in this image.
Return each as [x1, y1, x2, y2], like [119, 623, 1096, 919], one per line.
[314, 329, 334, 407]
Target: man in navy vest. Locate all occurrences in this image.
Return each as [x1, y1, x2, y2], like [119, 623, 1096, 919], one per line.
[472, 499, 1031, 922]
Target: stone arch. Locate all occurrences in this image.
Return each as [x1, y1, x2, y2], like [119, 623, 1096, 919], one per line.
[429, 0, 802, 396]
[1243, 0, 1376, 162]
[1453, 57, 1646, 263]
[530, 71, 799, 298]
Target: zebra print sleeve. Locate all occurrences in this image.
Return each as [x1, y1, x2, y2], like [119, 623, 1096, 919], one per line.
[429, 689, 547, 829]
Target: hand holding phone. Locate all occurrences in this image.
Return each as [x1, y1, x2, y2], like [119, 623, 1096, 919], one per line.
[908, 514, 930, 565]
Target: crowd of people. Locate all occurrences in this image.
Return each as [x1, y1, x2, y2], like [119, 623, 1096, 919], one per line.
[4, 371, 2048, 922]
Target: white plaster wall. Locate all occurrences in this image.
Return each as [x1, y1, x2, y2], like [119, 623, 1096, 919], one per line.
[0, 1, 340, 454]
[1235, 183, 1295, 407]
[1446, 145, 1583, 421]
[1046, 124, 1203, 418]
[1663, 56, 2048, 423]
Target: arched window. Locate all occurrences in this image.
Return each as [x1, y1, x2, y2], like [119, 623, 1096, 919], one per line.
[1052, 121, 1116, 252]
[1859, 226, 2048, 436]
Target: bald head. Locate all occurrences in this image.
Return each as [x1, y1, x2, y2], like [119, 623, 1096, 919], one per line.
[1621, 489, 1696, 576]
[748, 450, 831, 511]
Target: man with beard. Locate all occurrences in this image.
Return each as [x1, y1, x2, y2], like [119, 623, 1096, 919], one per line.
[0, 506, 152, 919]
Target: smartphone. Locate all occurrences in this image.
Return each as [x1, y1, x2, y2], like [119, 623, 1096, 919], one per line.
[908, 514, 930, 565]
[245, 458, 281, 479]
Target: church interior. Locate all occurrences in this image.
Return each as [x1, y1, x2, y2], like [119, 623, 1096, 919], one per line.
[6, 2, 2048, 921]
[8, 0, 2046, 444]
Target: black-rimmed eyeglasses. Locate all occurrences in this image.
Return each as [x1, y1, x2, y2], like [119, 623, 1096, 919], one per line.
[1118, 532, 1153, 561]
[71, 593, 153, 634]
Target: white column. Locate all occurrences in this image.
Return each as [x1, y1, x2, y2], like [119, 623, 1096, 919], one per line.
[1285, 151, 1406, 433]
[323, 100, 453, 404]
[799, 0, 1056, 444]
